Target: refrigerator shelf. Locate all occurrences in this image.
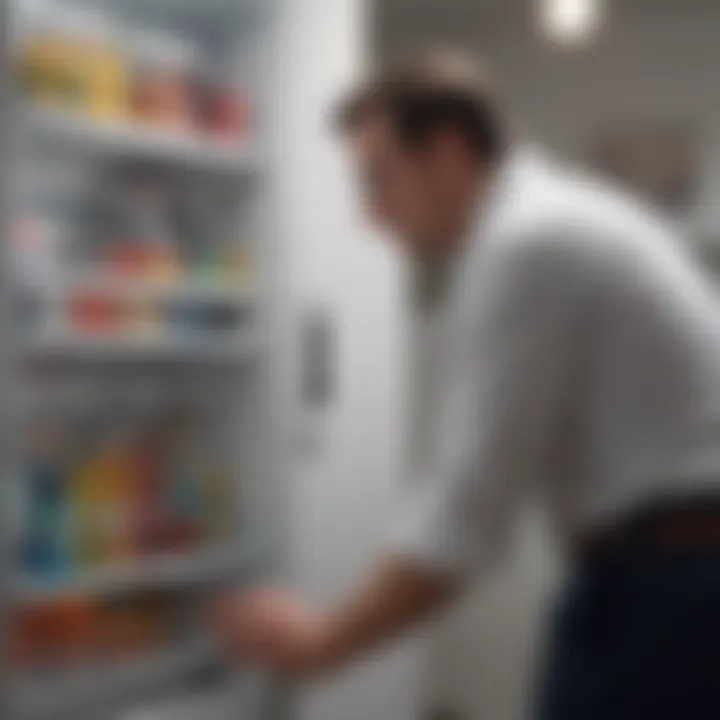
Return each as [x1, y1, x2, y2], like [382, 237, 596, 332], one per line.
[13, 637, 219, 719]
[24, 106, 260, 175]
[120, 677, 267, 720]
[14, 546, 255, 604]
[19, 275, 259, 306]
[20, 334, 263, 364]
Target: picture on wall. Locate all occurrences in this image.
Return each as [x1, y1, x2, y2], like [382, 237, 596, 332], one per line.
[590, 124, 698, 214]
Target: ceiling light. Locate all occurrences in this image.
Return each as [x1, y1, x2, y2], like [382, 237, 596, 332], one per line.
[538, 0, 604, 47]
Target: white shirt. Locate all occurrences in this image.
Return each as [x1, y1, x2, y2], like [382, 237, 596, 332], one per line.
[393, 148, 720, 580]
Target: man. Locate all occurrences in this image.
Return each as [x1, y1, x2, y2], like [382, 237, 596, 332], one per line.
[214, 51, 720, 718]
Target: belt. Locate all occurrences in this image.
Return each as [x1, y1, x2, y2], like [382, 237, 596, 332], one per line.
[576, 494, 720, 562]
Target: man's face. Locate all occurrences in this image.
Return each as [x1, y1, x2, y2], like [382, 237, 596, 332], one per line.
[348, 114, 463, 258]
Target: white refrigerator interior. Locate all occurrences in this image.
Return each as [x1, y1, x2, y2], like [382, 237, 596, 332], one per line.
[3, 0, 285, 718]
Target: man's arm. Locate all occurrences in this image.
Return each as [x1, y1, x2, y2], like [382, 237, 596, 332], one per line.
[213, 231, 581, 678]
[213, 557, 457, 678]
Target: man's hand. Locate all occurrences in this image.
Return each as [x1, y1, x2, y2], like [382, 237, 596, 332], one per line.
[212, 589, 334, 678]
[212, 558, 457, 679]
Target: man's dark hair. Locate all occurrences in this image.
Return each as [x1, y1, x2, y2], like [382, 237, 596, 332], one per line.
[334, 50, 507, 163]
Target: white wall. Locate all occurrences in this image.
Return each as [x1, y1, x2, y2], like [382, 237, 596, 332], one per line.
[272, 0, 422, 719]
[378, 1, 720, 718]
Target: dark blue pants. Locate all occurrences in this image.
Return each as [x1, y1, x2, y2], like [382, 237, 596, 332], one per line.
[537, 549, 720, 720]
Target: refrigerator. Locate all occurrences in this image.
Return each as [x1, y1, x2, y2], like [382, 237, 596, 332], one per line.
[0, 0, 287, 717]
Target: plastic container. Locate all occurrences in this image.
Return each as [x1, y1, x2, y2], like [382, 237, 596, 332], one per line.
[130, 32, 198, 131]
[19, 7, 129, 121]
[77, 11, 129, 122]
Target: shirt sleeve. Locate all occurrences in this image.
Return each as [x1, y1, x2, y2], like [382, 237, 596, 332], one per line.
[390, 232, 584, 581]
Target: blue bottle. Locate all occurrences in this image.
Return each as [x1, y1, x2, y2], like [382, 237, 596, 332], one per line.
[23, 449, 69, 580]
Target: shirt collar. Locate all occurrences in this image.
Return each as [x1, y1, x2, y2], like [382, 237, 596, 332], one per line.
[435, 143, 552, 329]
[475, 143, 549, 245]
[410, 144, 550, 315]
[448, 144, 546, 286]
